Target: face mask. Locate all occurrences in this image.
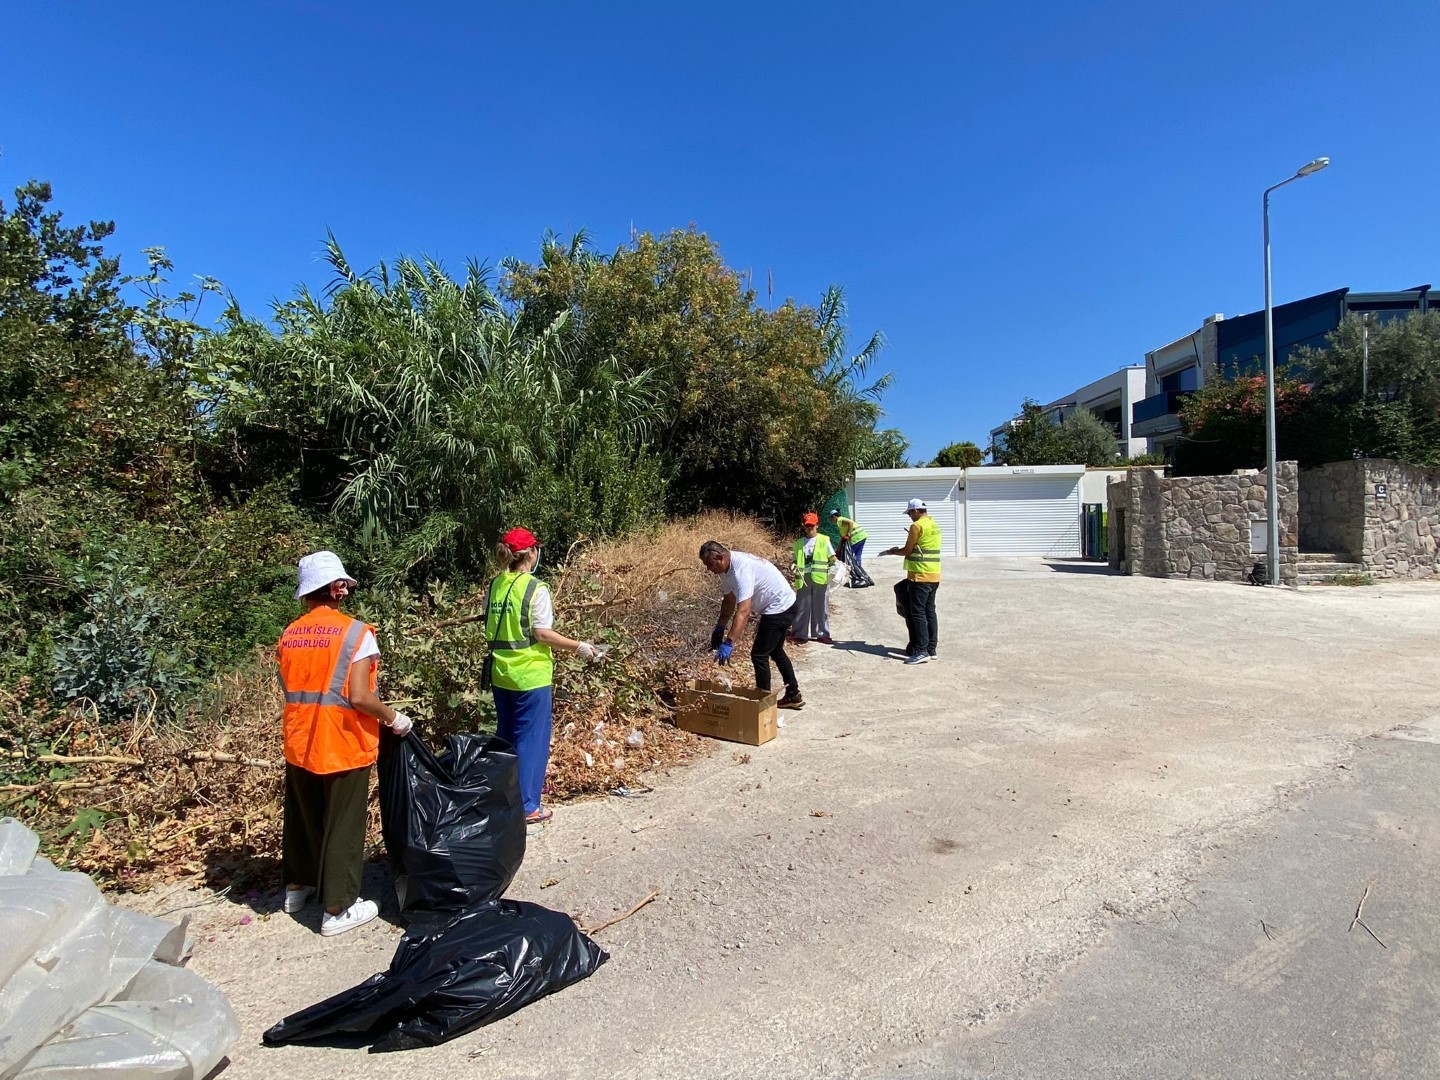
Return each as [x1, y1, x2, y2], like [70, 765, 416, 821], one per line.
[532, 549, 542, 574]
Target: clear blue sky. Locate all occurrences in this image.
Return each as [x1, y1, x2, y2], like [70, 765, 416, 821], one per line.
[3, 1, 1435, 461]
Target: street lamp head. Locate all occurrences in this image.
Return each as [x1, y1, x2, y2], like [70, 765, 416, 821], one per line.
[1297, 157, 1330, 177]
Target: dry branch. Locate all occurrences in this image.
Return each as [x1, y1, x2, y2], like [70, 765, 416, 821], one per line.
[182, 751, 277, 769]
[580, 889, 659, 936]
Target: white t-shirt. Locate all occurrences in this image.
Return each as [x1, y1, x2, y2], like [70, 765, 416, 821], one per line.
[721, 551, 797, 617]
[530, 583, 554, 630]
[803, 537, 817, 558]
[353, 629, 380, 665]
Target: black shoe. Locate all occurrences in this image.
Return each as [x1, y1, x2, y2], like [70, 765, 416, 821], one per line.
[777, 690, 805, 710]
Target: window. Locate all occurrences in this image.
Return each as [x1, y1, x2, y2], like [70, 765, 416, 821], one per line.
[1160, 366, 1199, 394]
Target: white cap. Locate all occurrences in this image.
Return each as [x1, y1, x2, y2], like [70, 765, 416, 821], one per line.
[906, 498, 927, 511]
[295, 551, 357, 599]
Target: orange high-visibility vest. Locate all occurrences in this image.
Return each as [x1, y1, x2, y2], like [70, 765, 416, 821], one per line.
[277, 606, 381, 774]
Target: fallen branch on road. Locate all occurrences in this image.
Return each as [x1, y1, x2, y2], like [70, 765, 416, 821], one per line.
[580, 889, 659, 936]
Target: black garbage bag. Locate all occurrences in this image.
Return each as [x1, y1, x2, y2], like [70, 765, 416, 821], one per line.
[377, 728, 526, 914]
[262, 899, 609, 1051]
[893, 578, 909, 617]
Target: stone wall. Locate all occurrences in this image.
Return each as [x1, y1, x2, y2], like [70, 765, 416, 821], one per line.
[1108, 462, 1299, 585]
[1299, 460, 1365, 556]
[1359, 461, 1440, 578]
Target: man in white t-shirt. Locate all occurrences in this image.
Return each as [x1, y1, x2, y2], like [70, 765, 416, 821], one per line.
[699, 540, 803, 710]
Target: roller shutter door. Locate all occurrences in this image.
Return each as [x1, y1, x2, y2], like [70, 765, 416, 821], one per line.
[966, 476, 1081, 557]
[852, 476, 961, 556]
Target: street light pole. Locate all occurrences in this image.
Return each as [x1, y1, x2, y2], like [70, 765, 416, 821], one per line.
[1262, 156, 1329, 586]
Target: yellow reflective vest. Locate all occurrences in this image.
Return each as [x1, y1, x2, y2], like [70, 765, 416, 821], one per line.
[792, 534, 834, 588]
[904, 516, 942, 580]
[485, 572, 554, 692]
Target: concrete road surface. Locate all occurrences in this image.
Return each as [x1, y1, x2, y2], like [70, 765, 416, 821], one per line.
[161, 559, 1440, 1079]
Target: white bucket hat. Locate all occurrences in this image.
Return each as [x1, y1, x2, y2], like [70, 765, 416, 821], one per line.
[295, 551, 358, 599]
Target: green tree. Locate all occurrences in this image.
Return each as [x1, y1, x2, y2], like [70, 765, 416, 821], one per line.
[855, 427, 910, 469]
[1174, 373, 1313, 475]
[930, 440, 984, 468]
[503, 230, 892, 521]
[214, 240, 659, 578]
[1058, 409, 1121, 466]
[993, 401, 1066, 465]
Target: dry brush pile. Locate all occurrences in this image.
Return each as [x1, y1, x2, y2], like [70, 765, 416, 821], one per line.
[1, 513, 788, 892]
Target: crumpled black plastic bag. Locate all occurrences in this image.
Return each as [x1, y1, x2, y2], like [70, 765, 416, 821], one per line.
[377, 728, 526, 914]
[262, 899, 609, 1051]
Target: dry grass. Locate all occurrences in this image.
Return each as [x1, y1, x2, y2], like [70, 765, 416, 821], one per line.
[544, 512, 789, 799]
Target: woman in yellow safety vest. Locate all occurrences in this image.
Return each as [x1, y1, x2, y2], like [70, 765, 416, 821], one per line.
[486, 527, 602, 825]
[790, 512, 837, 644]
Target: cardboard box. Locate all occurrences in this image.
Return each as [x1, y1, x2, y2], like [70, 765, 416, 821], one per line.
[675, 681, 778, 746]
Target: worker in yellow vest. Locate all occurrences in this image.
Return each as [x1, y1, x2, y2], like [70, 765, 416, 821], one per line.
[828, 508, 870, 582]
[880, 498, 942, 666]
[790, 512, 837, 645]
[278, 551, 414, 936]
[486, 527, 603, 825]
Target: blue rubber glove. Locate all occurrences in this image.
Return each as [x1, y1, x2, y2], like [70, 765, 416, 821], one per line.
[715, 641, 734, 665]
[710, 624, 726, 650]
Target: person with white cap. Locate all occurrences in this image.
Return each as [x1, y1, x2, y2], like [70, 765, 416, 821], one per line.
[880, 499, 942, 665]
[278, 551, 413, 936]
[486, 527, 604, 825]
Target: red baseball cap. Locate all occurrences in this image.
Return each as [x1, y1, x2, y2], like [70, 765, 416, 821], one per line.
[502, 527, 539, 550]
[801, 512, 819, 526]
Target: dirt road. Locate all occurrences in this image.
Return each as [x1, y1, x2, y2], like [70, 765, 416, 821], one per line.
[163, 560, 1440, 1078]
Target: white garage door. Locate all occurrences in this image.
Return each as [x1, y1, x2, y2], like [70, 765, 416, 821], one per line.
[967, 476, 1082, 557]
[853, 475, 961, 556]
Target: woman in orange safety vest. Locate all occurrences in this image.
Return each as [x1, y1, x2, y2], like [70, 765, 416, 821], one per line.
[277, 551, 413, 937]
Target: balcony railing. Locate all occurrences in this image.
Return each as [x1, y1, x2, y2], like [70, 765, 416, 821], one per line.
[1131, 391, 1189, 426]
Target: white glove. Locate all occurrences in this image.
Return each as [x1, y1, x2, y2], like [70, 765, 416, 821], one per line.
[576, 642, 602, 663]
[389, 712, 414, 737]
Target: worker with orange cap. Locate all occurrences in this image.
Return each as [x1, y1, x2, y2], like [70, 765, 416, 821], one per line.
[486, 527, 604, 825]
[790, 512, 837, 645]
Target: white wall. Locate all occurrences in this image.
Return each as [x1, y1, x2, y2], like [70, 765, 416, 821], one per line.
[1081, 466, 1166, 504]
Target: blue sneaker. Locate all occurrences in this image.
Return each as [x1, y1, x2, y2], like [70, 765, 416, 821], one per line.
[904, 653, 930, 666]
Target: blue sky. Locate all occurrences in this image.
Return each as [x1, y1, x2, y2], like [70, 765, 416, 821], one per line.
[3, 1, 1435, 461]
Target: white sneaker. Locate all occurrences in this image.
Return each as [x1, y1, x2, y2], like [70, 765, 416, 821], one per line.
[321, 898, 379, 937]
[283, 886, 313, 914]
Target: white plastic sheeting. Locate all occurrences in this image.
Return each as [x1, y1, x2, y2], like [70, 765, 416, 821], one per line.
[0, 818, 239, 1080]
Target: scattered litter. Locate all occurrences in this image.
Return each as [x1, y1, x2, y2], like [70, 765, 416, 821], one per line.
[733, 753, 752, 765]
[540, 877, 560, 890]
[835, 732, 852, 738]
[609, 784, 653, 798]
[630, 822, 660, 835]
[626, 730, 645, 748]
[810, 809, 830, 818]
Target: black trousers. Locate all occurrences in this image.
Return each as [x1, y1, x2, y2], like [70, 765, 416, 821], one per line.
[283, 762, 371, 912]
[750, 600, 799, 694]
[905, 581, 939, 657]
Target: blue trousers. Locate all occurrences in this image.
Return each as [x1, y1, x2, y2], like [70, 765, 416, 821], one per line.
[494, 684, 553, 815]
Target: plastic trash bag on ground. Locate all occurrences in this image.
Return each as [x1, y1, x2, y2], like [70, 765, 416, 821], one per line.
[377, 729, 526, 914]
[0, 818, 238, 1080]
[18, 960, 241, 1080]
[262, 898, 608, 1051]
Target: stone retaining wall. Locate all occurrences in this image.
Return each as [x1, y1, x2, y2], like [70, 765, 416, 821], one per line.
[1108, 462, 1298, 585]
[1300, 459, 1440, 578]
